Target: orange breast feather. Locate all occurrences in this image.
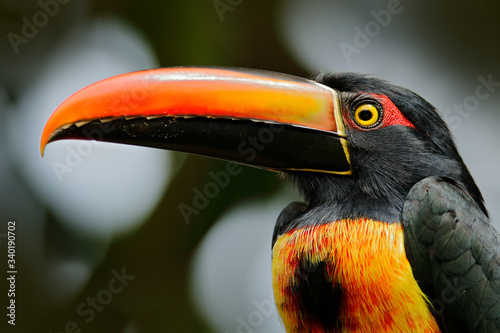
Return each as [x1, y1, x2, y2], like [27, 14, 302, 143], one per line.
[272, 219, 440, 333]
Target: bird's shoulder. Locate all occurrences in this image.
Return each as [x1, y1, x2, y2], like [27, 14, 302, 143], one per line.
[403, 176, 500, 333]
[272, 201, 308, 248]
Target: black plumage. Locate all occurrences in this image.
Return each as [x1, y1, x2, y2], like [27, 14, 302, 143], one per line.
[274, 73, 498, 332]
[280, 73, 486, 223]
[404, 177, 500, 332]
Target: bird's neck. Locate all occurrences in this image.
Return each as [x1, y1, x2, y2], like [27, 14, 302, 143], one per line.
[289, 174, 406, 223]
[272, 218, 440, 332]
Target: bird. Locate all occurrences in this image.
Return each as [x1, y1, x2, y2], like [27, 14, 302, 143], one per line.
[40, 67, 500, 332]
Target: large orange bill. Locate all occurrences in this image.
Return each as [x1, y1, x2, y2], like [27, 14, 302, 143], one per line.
[41, 67, 351, 174]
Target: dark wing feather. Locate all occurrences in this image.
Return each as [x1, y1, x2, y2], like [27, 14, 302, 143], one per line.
[403, 176, 500, 333]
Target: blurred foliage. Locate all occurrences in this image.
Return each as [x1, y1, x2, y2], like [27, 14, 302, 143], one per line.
[2, 0, 500, 332]
[39, 156, 282, 332]
[41, 1, 304, 332]
[90, 0, 308, 73]
[1, 1, 305, 332]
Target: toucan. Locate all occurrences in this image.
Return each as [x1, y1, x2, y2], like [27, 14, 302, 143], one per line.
[40, 67, 500, 332]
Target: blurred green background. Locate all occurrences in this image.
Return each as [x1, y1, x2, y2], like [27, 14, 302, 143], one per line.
[1, 0, 500, 332]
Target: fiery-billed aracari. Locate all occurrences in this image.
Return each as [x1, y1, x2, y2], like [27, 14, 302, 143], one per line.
[40, 67, 500, 332]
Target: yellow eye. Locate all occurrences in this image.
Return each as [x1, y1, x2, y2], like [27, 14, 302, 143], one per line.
[353, 103, 382, 128]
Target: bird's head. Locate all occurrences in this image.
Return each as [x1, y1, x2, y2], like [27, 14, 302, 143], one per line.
[290, 72, 486, 220]
[40, 68, 486, 220]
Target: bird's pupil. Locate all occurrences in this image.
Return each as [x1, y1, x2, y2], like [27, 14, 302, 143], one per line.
[359, 109, 373, 121]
